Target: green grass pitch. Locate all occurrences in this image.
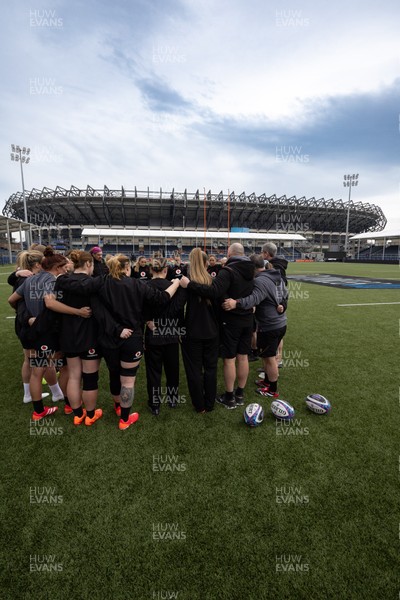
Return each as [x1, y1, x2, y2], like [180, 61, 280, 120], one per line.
[0, 262, 399, 599]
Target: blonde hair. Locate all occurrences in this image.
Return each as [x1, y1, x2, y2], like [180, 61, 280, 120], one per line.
[29, 243, 46, 253]
[188, 248, 212, 286]
[151, 257, 167, 273]
[106, 254, 130, 279]
[133, 256, 147, 272]
[16, 250, 43, 271]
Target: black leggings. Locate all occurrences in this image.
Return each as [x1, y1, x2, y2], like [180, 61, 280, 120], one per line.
[181, 337, 219, 412]
[144, 343, 180, 407]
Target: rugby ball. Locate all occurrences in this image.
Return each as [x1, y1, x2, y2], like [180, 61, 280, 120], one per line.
[244, 403, 264, 427]
[271, 399, 295, 420]
[305, 394, 331, 415]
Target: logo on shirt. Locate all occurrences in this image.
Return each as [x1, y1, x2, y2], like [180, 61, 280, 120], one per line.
[176, 269, 181, 275]
[135, 351, 142, 358]
[211, 271, 216, 277]
[140, 271, 146, 278]
[88, 348, 96, 355]
[40, 345, 48, 351]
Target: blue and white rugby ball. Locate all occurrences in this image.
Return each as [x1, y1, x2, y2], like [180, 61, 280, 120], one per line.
[244, 403, 264, 427]
[305, 394, 331, 415]
[271, 399, 295, 420]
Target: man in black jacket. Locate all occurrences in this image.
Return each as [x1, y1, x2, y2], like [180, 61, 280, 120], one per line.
[222, 256, 288, 399]
[180, 243, 255, 409]
[90, 247, 109, 277]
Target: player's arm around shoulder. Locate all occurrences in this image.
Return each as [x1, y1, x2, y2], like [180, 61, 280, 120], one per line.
[237, 276, 268, 309]
[187, 267, 230, 299]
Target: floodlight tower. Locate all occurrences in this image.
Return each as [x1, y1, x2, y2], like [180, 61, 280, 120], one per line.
[343, 173, 359, 256]
[10, 144, 31, 246]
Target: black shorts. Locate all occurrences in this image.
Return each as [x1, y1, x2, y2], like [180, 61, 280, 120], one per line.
[20, 328, 59, 352]
[65, 348, 102, 361]
[103, 336, 144, 370]
[21, 338, 33, 351]
[257, 326, 287, 358]
[32, 333, 59, 355]
[29, 346, 63, 369]
[220, 321, 253, 359]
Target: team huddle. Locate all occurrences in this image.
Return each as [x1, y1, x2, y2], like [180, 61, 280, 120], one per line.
[7, 241, 288, 430]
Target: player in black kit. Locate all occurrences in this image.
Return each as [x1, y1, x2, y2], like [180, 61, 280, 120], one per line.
[54, 250, 103, 426]
[131, 256, 152, 280]
[96, 255, 180, 430]
[167, 254, 188, 280]
[180, 249, 219, 413]
[206, 255, 222, 279]
[143, 257, 187, 415]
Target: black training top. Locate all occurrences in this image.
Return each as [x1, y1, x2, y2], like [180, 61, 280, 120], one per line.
[187, 256, 255, 323]
[207, 264, 222, 279]
[184, 290, 219, 340]
[98, 275, 170, 334]
[167, 263, 188, 280]
[55, 273, 98, 353]
[143, 278, 187, 345]
[93, 259, 109, 278]
[131, 265, 152, 280]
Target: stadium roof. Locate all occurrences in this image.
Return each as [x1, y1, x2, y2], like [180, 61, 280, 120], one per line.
[81, 228, 307, 241]
[350, 230, 400, 240]
[0, 215, 31, 236]
[3, 185, 387, 234]
[0, 216, 32, 262]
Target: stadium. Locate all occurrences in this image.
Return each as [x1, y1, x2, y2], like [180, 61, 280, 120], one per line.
[3, 0, 400, 594]
[2, 184, 398, 263]
[2, 187, 399, 600]
[2, 186, 399, 600]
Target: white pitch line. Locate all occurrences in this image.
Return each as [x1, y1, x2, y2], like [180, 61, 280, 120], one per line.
[337, 302, 400, 307]
[6, 316, 16, 319]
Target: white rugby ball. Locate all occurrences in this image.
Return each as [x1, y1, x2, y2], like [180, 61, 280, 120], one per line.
[305, 394, 331, 414]
[244, 403, 264, 427]
[271, 399, 295, 420]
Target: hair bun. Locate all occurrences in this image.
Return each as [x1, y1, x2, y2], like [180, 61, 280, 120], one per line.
[43, 246, 55, 257]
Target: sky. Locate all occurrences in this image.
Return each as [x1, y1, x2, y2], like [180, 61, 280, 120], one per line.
[1, 0, 399, 230]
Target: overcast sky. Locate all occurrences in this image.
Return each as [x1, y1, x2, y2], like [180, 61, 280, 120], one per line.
[1, 0, 399, 230]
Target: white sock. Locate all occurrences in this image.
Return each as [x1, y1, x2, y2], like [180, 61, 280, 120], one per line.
[23, 383, 31, 397]
[49, 383, 63, 398]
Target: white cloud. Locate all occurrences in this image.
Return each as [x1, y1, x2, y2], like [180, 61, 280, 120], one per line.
[1, 0, 399, 231]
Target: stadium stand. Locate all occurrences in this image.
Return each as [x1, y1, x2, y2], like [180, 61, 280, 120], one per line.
[2, 185, 396, 262]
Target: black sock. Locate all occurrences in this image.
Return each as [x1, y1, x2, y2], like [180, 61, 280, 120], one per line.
[263, 372, 270, 384]
[87, 409, 95, 419]
[64, 396, 70, 407]
[114, 401, 120, 410]
[73, 406, 83, 418]
[235, 386, 244, 396]
[269, 380, 278, 393]
[225, 391, 234, 401]
[33, 400, 44, 414]
[121, 407, 130, 422]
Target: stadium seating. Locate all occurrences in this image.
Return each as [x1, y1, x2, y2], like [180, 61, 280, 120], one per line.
[357, 245, 399, 260]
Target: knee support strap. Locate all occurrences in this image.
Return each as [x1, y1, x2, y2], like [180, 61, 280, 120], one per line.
[120, 364, 139, 377]
[82, 371, 99, 391]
